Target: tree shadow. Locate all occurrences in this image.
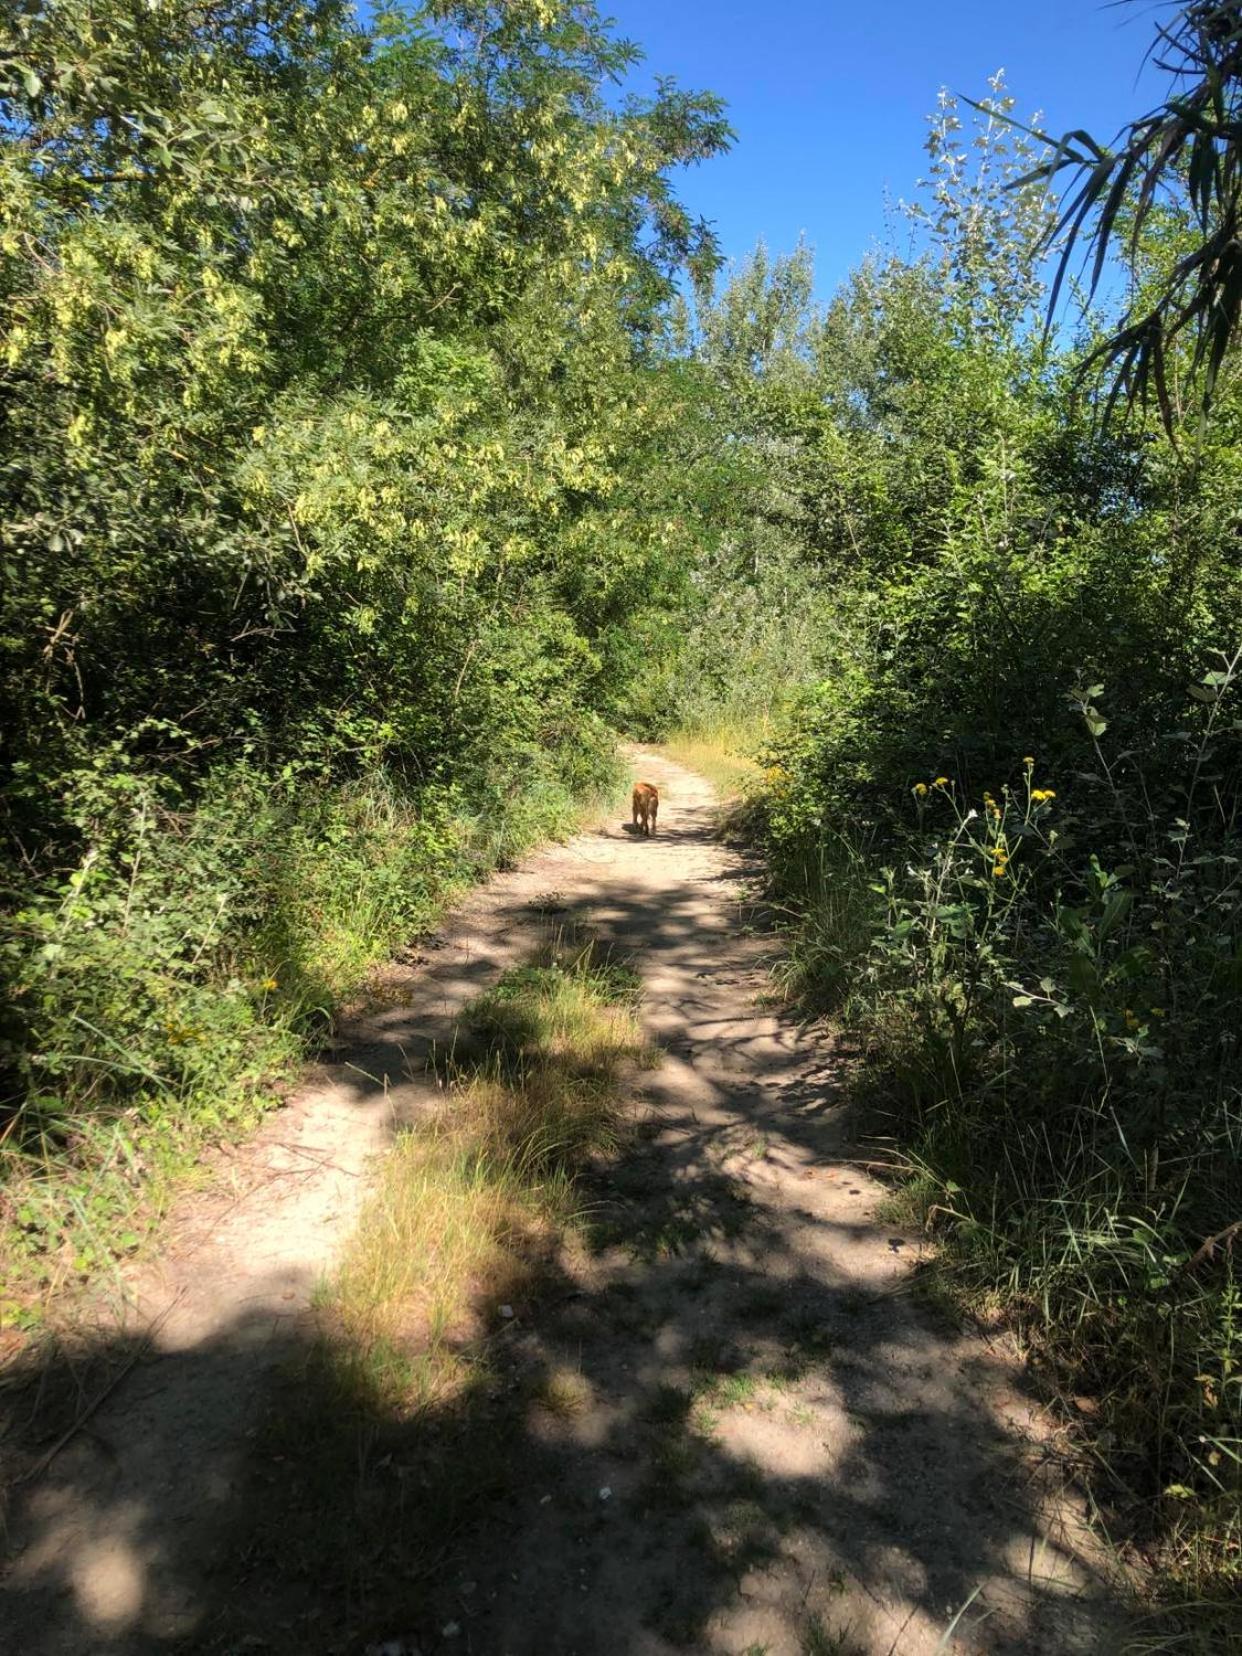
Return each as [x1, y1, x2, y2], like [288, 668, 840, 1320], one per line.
[1, 787, 1134, 1655]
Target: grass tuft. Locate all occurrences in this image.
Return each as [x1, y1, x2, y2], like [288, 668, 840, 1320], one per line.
[326, 943, 650, 1413]
[229, 942, 652, 1631]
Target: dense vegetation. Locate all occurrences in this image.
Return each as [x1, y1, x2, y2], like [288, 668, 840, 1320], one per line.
[2, 0, 1239, 1629]
[0, 0, 726, 1286]
[664, 74, 1242, 1634]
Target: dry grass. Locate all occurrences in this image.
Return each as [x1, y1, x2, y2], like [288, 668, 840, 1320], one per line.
[321, 943, 652, 1410]
[212, 959, 655, 1630]
[535, 1363, 594, 1416]
[659, 720, 767, 799]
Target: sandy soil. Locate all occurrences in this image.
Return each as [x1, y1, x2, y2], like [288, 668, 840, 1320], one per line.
[2, 748, 1130, 1654]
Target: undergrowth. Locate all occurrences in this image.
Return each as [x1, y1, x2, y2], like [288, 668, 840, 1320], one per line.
[757, 664, 1242, 1644]
[0, 748, 623, 1324]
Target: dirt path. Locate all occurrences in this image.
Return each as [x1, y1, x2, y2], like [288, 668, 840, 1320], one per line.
[3, 749, 1128, 1654]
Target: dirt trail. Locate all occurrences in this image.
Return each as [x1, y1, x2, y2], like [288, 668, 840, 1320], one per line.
[3, 749, 1128, 1654]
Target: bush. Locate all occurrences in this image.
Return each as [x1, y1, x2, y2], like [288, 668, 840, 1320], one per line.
[759, 659, 1242, 1605]
[673, 94, 1242, 1618]
[0, 723, 623, 1305]
[0, 0, 720, 1303]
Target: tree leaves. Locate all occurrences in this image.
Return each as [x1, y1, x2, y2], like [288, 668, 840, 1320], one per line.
[0, 0, 730, 853]
[1012, 1, 1242, 435]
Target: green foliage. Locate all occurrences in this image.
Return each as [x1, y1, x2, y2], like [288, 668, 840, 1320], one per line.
[910, 71, 1056, 340]
[1021, 1, 1242, 429]
[637, 244, 838, 735]
[0, 0, 721, 1297]
[806, 678, 1242, 1605]
[1, 745, 621, 1299]
[5, 0, 1242, 1627]
[672, 81, 1242, 1631]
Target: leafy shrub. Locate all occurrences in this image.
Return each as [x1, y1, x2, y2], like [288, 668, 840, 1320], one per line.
[760, 660, 1242, 1602]
[671, 82, 1242, 1623]
[0, 722, 622, 1303]
[0, 0, 719, 1301]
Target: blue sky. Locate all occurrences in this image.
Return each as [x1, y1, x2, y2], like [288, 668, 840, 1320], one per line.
[604, 0, 1167, 298]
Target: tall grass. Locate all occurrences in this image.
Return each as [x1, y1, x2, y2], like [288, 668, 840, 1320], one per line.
[765, 826, 878, 1013]
[659, 717, 769, 799]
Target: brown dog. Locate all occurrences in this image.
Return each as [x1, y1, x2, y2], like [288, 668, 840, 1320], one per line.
[631, 781, 659, 837]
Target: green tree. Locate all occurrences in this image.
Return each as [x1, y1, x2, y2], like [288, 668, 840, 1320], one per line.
[0, 0, 731, 1210]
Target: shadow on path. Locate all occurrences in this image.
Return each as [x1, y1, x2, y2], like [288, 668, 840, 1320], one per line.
[1, 757, 1131, 1655]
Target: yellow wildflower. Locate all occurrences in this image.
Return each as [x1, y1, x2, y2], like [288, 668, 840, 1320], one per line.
[1023, 756, 1034, 767]
[933, 775, 950, 788]
[1031, 788, 1057, 803]
[262, 976, 278, 991]
[914, 782, 928, 797]
[992, 863, 1007, 878]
